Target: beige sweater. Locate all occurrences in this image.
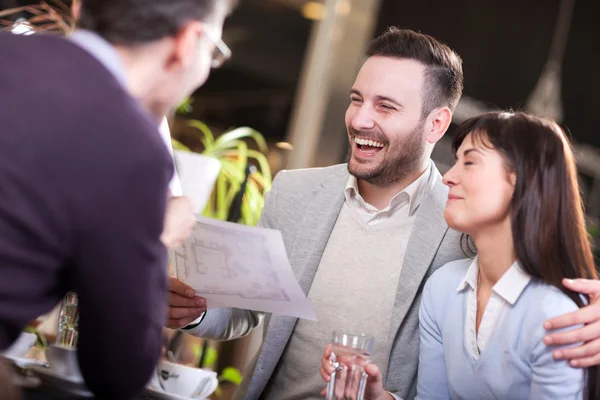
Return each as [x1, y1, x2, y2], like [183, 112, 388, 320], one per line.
[263, 202, 415, 399]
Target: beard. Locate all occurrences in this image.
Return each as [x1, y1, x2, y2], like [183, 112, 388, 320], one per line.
[347, 120, 426, 188]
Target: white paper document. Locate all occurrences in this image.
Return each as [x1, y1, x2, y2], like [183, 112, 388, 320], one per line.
[173, 216, 317, 321]
[173, 150, 221, 214]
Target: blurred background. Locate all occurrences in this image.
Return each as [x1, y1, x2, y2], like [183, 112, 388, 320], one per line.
[177, 0, 600, 218]
[2, 0, 599, 398]
[3, 0, 597, 218]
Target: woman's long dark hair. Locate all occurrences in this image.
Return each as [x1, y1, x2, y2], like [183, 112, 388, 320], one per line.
[452, 111, 598, 398]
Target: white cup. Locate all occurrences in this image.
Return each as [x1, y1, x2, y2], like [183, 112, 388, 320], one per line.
[2, 332, 37, 358]
[157, 360, 218, 399]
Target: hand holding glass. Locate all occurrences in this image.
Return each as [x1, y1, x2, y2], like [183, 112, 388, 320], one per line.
[326, 331, 375, 400]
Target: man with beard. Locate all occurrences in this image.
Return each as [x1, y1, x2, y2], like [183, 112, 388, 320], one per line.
[167, 27, 600, 399]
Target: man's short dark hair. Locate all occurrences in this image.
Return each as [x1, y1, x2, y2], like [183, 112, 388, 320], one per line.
[78, 0, 237, 45]
[367, 27, 463, 117]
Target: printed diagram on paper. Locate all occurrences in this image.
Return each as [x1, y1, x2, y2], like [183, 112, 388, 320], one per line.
[173, 216, 317, 320]
[175, 222, 288, 301]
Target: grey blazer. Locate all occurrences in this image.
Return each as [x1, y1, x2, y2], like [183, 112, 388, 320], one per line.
[186, 163, 464, 400]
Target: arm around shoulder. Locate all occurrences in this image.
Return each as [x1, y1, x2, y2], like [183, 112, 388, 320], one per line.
[530, 290, 586, 399]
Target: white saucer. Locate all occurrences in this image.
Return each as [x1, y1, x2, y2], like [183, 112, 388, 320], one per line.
[2, 354, 49, 369]
[144, 384, 209, 400]
[29, 363, 92, 397]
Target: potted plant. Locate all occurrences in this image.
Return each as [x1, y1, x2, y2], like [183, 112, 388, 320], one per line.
[173, 119, 272, 226]
[170, 115, 273, 398]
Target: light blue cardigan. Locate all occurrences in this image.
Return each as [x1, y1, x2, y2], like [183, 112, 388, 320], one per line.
[416, 258, 586, 399]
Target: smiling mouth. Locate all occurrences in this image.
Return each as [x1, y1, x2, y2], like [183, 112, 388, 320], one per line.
[354, 138, 385, 155]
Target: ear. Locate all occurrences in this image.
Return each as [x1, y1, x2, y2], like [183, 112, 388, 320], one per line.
[508, 170, 517, 187]
[425, 107, 452, 144]
[166, 21, 203, 71]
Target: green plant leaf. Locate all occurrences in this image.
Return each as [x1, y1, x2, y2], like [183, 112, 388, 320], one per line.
[192, 343, 203, 363]
[206, 140, 244, 157]
[225, 182, 241, 207]
[249, 172, 266, 191]
[234, 140, 248, 167]
[216, 172, 228, 220]
[214, 127, 268, 154]
[220, 159, 246, 182]
[201, 195, 217, 219]
[184, 120, 271, 226]
[171, 139, 191, 152]
[244, 179, 264, 225]
[247, 149, 272, 189]
[188, 120, 215, 149]
[23, 325, 47, 349]
[176, 97, 194, 115]
[203, 346, 218, 368]
[240, 198, 251, 225]
[218, 367, 243, 385]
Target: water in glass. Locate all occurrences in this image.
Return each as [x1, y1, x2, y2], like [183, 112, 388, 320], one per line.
[326, 332, 374, 400]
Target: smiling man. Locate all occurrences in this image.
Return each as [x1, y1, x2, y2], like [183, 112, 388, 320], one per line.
[176, 27, 463, 399]
[167, 27, 600, 399]
[344, 54, 448, 211]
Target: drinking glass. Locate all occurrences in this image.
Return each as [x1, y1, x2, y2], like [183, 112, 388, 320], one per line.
[56, 292, 79, 347]
[326, 331, 375, 400]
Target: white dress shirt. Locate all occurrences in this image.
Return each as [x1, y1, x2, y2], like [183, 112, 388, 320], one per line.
[343, 163, 432, 223]
[158, 117, 183, 196]
[457, 257, 532, 359]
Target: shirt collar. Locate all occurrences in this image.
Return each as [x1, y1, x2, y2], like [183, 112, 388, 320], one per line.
[457, 258, 479, 292]
[457, 256, 532, 305]
[344, 161, 432, 216]
[68, 29, 127, 88]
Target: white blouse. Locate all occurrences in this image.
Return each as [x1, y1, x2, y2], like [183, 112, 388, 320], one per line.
[456, 257, 532, 359]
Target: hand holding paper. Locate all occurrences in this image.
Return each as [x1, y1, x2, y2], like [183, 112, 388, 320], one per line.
[172, 216, 317, 321]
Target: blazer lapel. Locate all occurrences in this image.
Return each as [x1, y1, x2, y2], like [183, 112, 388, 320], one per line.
[388, 165, 449, 337]
[250, 167, 348, 396]
[293, 174, 348, 294]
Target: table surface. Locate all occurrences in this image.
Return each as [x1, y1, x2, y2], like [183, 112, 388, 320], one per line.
[7, 354, 202, 400]
[14, 370, 153, 400]
[22, 387, 152, 400]
[21, 384, 154, 399]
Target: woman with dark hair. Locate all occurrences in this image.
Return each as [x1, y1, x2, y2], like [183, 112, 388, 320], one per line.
[416, 111, 597, 399]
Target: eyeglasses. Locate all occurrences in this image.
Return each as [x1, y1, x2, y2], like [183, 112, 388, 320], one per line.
[202, 26, 231, 69]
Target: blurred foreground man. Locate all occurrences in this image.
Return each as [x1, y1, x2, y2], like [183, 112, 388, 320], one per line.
[0, 0, 235, 398]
